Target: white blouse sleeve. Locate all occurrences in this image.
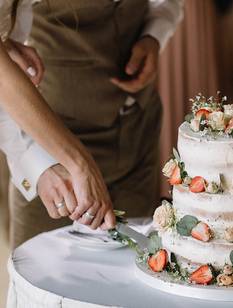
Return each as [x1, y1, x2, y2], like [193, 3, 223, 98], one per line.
[10, 0, 33, 43]
[143, 0, 184, 51]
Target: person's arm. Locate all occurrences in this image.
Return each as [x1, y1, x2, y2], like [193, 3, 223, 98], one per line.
[0, 39, 115, 229]
[143, 0, 184, 51]
[110, 0, 184, 93]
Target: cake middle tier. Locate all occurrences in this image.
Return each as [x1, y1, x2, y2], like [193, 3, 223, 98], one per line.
[161, 229, 233, 268]
[173, 185, 233, 239]
[178, 122, 233, 190]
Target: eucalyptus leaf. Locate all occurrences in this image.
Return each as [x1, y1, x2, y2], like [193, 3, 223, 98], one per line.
[147, 231, 162, 254]
[230, 250, 233, 265]
[185, 113, 194, 123]
[176, 215, 199, 236]
[173, 148, 181, 162]
[170, 252, 177, 264]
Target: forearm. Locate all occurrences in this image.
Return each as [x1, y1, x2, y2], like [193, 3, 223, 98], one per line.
[0, 40, 84, 172]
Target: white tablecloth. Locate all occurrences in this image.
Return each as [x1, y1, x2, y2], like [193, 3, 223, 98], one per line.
[7, 225, 233, 308]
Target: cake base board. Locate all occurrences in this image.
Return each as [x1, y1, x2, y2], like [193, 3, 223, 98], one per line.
[135, 260, 233, 302]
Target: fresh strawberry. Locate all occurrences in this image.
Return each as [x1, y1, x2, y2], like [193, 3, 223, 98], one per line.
[189, 176, 206, 193]
[169, 166, 182, 185]
[191, 222, 211, 242]
[196, 109, 211, 120]
[190, 265, 213, 285]
[148, 249, 168, 272]
[225, 118, 233, 134]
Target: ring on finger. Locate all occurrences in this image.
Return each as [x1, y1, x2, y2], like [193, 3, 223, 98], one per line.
[83, 211, 95, 221]
[55, 200, 66, 210]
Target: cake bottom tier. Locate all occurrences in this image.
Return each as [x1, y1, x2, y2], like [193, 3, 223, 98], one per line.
[160, 230, 233, 268]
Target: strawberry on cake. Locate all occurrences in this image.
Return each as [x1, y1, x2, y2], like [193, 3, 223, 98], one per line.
[149, 92, 233, 286]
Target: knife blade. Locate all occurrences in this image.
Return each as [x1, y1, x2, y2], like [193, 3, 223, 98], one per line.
[116, 223, 150, 251]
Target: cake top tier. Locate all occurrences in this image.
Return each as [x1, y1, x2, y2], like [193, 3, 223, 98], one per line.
[186, 92, 233, 137]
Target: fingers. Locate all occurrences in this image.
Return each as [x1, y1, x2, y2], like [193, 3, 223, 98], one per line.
[69, 198, 94, 221]
[90, 207, 105, 230]
[125, 45, 145, 75]
[100, 209, 116, 230]
[110, 55, 156, 93]
[41, 193, 61, 219]
[53, 191, 70, 217]
[9, 47, 30, 75]
[62, 188, 77, 215]
[77, 202, 99, 225]
[22, 46, 44, 85]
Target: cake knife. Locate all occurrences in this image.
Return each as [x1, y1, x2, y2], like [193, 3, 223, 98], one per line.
[116, 223, 150, 251]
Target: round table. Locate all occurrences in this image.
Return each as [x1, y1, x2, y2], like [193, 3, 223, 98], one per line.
[7, 226, 233, 308]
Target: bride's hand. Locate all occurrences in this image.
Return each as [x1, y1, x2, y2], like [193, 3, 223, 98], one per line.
[38, 149, 116, 230]
[4, 38, 44, 86]
[68, 150, 116, 230]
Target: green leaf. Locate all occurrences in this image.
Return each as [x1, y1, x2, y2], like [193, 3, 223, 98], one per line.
[230, 250, 233, 265]
[199, 114, 207, 131]
[170, 252, 177, 264]
[147, 231, 162, 254]
[114, 210, 127, 224]
[173, 148, 180, 162]
[176, 215, 199, 236]
[185, 113, 194, 123]
[114, 210, 126, 217]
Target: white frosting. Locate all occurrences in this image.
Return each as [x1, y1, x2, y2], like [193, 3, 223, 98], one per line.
[178, 122, 233, 190]
[173, 185, 233, 238]
[157, 121, 233, 269]
[161, 229, 232, 268]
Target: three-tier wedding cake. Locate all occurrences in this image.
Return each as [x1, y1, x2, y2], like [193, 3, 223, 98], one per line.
[150, 93, 233, 286]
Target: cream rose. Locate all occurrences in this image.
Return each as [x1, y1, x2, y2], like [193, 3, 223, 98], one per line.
[190, 118, 200, 132]
[162, 159, 177, 178]
[224, 227, 233, 242]
[217, 274, 233, 286]
[153, 200, 174, 230]
[224, 104, 233, 118]
[223, 265, 233, 275]
[208, 111, 225, 131]
[183, 176, 192, 186]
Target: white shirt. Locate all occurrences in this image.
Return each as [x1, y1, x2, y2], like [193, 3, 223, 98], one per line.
[0, 0, 184, 200]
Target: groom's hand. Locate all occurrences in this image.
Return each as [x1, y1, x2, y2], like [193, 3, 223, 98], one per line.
[110, 36, 159, 93]
[4, 38, 44, 86]
[38, 164, 77, 219]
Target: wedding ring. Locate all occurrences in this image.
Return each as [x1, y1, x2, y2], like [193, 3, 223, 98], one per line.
[83, 211, 95, 220]
[55, 201, 66, 210]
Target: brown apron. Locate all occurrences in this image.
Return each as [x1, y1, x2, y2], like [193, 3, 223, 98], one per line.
[9, 0, 162, 248]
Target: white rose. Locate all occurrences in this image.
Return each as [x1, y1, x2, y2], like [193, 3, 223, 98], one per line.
[162, 159, 177, 178]
[224, 104, 233, 118]
[224, 227, 233, 242]
[208, 111, 225, 130]
[205, 182, 220, 194]
[190, 118, 200, 132]
[153, 200, 174, 230]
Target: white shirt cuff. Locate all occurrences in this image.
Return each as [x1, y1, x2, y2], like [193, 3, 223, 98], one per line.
[8, 143, 57, 201]
[142, 18, 177, 51]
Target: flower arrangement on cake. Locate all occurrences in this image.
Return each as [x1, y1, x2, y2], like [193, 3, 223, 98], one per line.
[185, 91, 233, 136]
